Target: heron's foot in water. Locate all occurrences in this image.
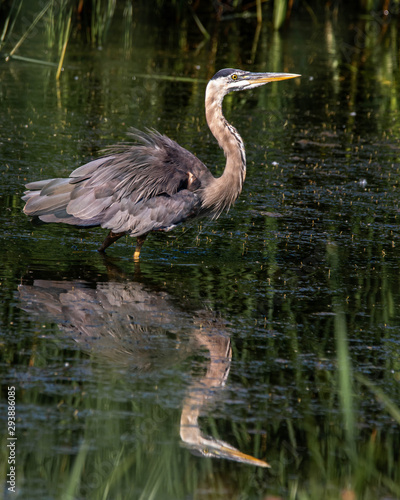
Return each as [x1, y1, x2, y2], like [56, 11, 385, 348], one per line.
[98, 231, 126, 253]
[133, 234, 148, 261]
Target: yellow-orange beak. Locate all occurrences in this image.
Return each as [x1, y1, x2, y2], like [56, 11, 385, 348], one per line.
[245, 72, 301, 84]
[214, 443, 271, 467]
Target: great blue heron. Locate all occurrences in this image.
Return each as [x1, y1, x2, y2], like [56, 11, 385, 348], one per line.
[23, 68, 299, 259]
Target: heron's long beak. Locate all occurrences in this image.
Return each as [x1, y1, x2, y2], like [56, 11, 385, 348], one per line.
[246, 72, 301, 84]
[208, 440, 270, 467]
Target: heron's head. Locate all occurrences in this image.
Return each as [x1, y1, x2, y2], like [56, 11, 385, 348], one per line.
[206, 68, 300, 100]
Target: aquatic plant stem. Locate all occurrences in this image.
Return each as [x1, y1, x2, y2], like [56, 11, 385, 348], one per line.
[56, 14, 72, 80]
[0, 0, 23, 51]
[8, 1, 51, 57]
[256, 0, 262, 23]
[356, 373, 400, 425]
[334, 310, 356, 447]
[190, 6, 210, 39]
[8, 54, 59, 67]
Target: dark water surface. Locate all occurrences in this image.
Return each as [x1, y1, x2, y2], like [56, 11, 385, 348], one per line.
[1, 4, 400, 499]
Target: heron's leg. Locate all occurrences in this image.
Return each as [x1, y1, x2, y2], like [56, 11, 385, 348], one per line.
[134, 234, 148, 261]
[98, 231, 125, 253]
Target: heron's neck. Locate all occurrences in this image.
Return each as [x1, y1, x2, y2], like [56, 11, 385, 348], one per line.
[202, 90, 246, 216]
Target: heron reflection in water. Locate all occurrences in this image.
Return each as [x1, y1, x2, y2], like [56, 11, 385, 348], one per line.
[23, 69, 299, 259]
[19, 277, 268, 467]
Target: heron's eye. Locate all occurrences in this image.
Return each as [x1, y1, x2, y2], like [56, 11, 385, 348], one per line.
[231, 74, 238, 80]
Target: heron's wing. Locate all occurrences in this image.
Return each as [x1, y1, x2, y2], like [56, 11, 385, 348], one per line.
[23, 174, 105, 226]
[69, 129, 209, 202]
[23, 130, 210, 229]
[101, 190, 201, 235]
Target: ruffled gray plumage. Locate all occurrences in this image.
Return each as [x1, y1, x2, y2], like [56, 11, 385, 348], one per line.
[23, 129, 212, 236]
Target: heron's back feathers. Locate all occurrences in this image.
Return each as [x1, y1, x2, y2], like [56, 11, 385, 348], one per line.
[23, 130, 210, 236]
